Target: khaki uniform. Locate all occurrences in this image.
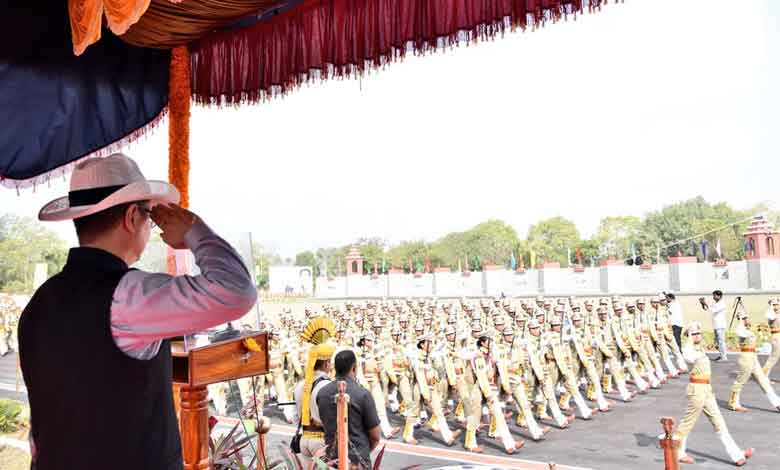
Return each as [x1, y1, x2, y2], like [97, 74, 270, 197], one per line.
[405, 347, 458, 445]
[675, 342, 747, 463]
[472, 347, 521, 452]
[728, 321, 780, 410]
[525, 333, 570, 428]
[763, 308, 780, 377]
[499, 339, 548, 440]
[547, 330, 594, 419]
[594, 318, 634, 402]
[612, 316, 649, 392]
[650, 309, 680, 378]
[659, 308, 688, 373]
[361, 343, 398, 438]
[570, 323, 611, 411]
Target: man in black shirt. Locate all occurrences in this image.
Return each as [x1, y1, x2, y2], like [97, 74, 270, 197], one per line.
[317, 350, 381, 470]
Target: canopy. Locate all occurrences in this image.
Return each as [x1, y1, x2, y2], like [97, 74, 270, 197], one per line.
[1, 0, 610, 189]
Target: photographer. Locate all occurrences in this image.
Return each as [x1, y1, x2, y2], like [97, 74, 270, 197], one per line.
[666, 293, 685, 349]
[700, 290, 728, 361]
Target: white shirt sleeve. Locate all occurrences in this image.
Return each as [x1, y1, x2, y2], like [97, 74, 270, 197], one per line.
[766, 308, 778, 322]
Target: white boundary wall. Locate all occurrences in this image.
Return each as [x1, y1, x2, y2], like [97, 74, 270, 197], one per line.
[316, 259, 780, 298]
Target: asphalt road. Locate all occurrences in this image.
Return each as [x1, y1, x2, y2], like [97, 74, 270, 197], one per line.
[3, 352, 779, 470]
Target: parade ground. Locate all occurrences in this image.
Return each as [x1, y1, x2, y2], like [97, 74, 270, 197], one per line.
[2, 351, 778, 470]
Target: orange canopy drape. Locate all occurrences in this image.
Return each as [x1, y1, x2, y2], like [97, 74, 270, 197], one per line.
[68, 0, 188, 55]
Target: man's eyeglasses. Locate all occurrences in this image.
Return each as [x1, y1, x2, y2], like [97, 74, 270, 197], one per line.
[136, 205, 157, 229]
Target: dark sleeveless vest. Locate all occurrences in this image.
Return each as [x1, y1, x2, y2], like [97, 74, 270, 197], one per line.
[19, 247, 182, 470]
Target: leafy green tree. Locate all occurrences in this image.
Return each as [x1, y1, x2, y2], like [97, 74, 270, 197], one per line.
[387, 240, 434, 272]
[526, 217, 580, 267]
[591, 216, 642, 261]
[295, 250, 317, 273]
[639, 197, 753, 261]
[352, 237, 387, 273]
[0, 215, 68, 293]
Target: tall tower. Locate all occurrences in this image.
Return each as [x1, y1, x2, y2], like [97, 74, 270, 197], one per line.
[345, 246, 364, 276]
[744, 215, 780, 290]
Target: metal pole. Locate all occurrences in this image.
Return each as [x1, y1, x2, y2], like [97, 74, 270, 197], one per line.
[248, 232, 262, 330]
[659, 417, 679, 470]
[337, 381, 350, 470]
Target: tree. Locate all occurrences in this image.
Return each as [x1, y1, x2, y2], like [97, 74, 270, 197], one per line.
[592, 216, 642, 261]
[386, 240, 433, 272]
[249, 242, 281, 288]
[0, 215, 68, 293]
[463, 220, 520, 266]
[639, 197, 752, 261]
[526, 217, 580, 267]
[352, 237, 387, 273]
[295, 250, 316, 267]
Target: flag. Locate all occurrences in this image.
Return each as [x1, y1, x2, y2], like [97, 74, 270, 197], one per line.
[701, 240, 708, 261]
[631, 243, 637, 261]
[464, 255, 469, 272]
[530, 250, 537, 268]
[576, 247, 583, 265]
[567, 247, 571, 267]
[458, 257, 462, 272]
[716, 238, 722, 258]
[510, 251, 517, 270]
[381, 257, 387, 273]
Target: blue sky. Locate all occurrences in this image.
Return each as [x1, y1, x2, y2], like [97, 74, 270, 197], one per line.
[1, 0, 778, 256]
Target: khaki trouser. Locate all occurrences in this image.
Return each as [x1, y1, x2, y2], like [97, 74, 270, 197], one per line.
[620, 353, 649, 391]
[460, 380, 483, 449]
[272, 368, 295, 422]
[605, 354, 633, 402]
[529, 363, 567, 428]
[396, 373, 414, 416]
[665, 330, 688, 372]
[675, 383, 745, 463]
[658, 339, 679, 377]
[511, 378, 545, 439]
[367, 378, 395, 437]
[763, 333, 780, 377]
[677, 383, 726, 437]
[579, 355, 610, 410]
[731, 352, 780, 408]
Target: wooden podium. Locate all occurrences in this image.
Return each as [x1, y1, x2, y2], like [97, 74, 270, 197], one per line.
[172, 332, 269, 469]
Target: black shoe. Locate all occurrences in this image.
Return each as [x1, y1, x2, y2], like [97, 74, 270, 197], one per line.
[713, 356, 722, 362]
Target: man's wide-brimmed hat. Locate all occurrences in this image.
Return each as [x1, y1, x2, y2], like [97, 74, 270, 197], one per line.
[39, 153, 179, 221]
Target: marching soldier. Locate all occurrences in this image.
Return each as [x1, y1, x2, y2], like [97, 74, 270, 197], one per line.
[405, 334, 462, 446]
[727, 311, 780, 413]
[569, 311, 613, 412]
[498, 326, 551, 441]
[525, 318, 574, 429]
[472, 334, 524, 454]
[268, 327, 296, 423]
[763, 298, 780, 379]
[627, 301, 665, 387]
[673, 322, 753, 466]
[358, 333, 400, 438]
[594, 307, 636, 402]
[547, 315, 596, 420]
[612, 304, 650, 393]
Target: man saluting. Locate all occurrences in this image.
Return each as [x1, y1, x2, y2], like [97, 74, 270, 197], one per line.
[19, 154, 257, 470]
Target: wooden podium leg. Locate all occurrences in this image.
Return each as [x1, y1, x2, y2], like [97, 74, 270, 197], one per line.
[180, 386, 211, 470]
